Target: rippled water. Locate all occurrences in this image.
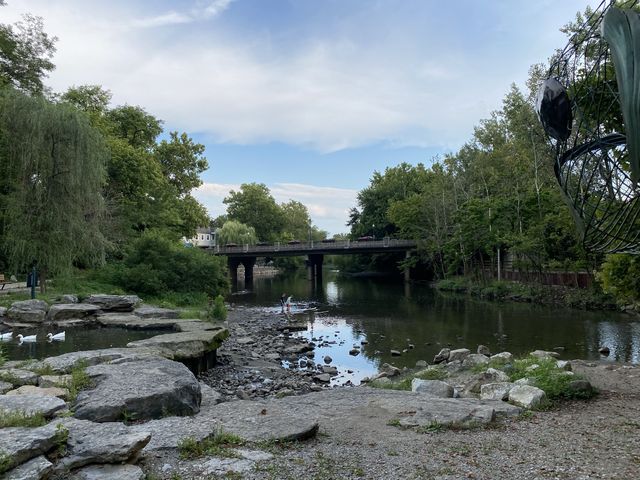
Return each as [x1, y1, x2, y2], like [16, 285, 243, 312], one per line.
[233, 271, 640, 384]
[1, 327, 167, 361]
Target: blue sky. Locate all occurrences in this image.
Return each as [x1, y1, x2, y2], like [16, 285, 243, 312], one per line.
[3, 0, 599, 234]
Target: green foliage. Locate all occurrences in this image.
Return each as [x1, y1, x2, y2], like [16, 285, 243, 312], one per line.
[0, 88, 108, 288]
[598, 254, 640, 303]
[509, 357, 595, 400]
[0, 13, 57, 94]
[216, 220, 257, 246]
[0, 410, 46, 428]
[208, 294, 227, 321]
[96, 231, 228, 297]
[414, 368, 447, 381]
[178, 430, 245, 459]
[0, 452, 11, 475]
[0, 344, 5, 367]
[68, 360, 92, 403]
[224, 183, 284, 242]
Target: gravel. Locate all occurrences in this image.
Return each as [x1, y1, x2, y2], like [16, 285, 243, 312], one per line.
[143, 307, 640, 479]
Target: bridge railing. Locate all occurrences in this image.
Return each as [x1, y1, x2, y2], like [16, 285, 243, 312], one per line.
[212, 238, 416, 255]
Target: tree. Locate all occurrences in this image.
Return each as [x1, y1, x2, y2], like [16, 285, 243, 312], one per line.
[0, 13, 57, 94]
[216, 220, 257, 245]
[0, 89, 108, 290]
[223, 183, 284, 241]
[154, 132, 208, 196]
[106, 105, 162, 150]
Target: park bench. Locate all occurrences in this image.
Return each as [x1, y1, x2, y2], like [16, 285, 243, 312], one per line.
[0, 274, 11, 290]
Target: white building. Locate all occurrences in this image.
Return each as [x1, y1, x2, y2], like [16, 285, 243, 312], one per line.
[183, 227, 215, 248]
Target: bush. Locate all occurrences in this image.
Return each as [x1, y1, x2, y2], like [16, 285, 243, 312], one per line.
[208, 294, 227, 321]
[598, 254, 640, 303]
[95, 231, 229, 298]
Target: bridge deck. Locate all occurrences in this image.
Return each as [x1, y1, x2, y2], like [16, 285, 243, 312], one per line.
[210, 239, 416, 257]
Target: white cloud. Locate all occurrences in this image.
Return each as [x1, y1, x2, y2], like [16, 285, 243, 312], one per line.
[130, 0, 235, 29]
[192, 182, 357, 234]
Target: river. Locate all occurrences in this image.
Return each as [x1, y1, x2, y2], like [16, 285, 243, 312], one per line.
[231, 270, 640, 383]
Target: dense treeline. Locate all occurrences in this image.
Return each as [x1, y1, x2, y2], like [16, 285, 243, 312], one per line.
[0, 7, 227, 300]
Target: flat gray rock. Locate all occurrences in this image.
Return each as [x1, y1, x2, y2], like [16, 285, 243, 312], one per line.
[411, 379, 455, 397]
[0, 394, 66, 417]
[82, 295, 141, 312]
[55, 418, 150, 471]
[2, 455, 52, 480]
[133, 306, 180, 319]
[69, 464, 145, 480]
[0, 424, 60, 473]
[175, 320, 224, 332]
[96, 313, 178, 330]
[0, 368, 38, 386]
[0, 380, 13, 393]
[46, 304, 101, 322]
[73, 357, 201, 422]
[126, 328, 229, 359]
[7, 300, 48, 323]
[42, 347, 162, 373]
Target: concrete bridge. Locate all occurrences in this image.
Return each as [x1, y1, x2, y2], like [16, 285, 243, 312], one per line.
[210, 238, 417, 285]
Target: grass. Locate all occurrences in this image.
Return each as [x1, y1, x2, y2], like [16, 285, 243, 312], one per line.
[0, 371, 21, 385]
[416, 421, 446, 434]
[0, 410, 46, 428]
[67, 360, 92, 403]
[178, 430, 245, 459]
[0, 452, 12, 474]
[508, 357, 595, 401]
[370, 366, 448, 391]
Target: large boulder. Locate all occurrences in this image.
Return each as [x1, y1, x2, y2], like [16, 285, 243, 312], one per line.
[42, 347, 161, 373]
[46, 304, 101, 323]
[463, 368, 510, 395]
[82, 295, 141, 312]
[0, 423, 61, 473]
[462, 354, 490, 368]
[433, 348, 450, 364]
[55, 418, 151, 471]
[448, 348, 471, 363]
[480, 382, 515, 401]
[411, 379, 454, 398]
[7, 300, 48, 323]
[508, 385, 547, 408]
[490, 352, 514, 362]
[73, 357, 201, 422]
[0, 395, 66, 418]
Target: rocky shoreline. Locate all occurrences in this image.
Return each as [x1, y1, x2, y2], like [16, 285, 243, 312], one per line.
[1, 297, 639, 479]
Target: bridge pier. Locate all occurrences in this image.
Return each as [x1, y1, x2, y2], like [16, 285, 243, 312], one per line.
[307, 254, 324, 282]
[404, 250, 411, 283]
[228, 256, 256, 288]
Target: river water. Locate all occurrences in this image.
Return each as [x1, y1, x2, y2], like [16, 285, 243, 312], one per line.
[232, 271, 640, 384]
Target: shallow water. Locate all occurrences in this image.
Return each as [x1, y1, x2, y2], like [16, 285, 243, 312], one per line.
[233, 271, 640, 384]
[1, 326, 167, 361]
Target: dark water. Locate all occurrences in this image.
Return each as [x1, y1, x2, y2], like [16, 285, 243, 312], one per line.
[1, 327, 166, 362]
[233, 271, 640, 384]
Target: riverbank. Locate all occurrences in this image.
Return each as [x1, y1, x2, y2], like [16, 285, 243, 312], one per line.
[434, 276, 634, 313]
[161, 307, 640, 479]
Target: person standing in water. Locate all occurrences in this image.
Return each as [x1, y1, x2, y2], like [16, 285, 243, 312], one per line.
[280, 293, 287, 312]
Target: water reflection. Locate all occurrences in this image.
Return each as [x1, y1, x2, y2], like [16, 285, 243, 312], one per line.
[2, 327, 167, 361]
[235, 271, 640, 383]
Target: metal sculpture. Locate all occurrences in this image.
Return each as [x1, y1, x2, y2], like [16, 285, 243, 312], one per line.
[537, 0, 640, 253]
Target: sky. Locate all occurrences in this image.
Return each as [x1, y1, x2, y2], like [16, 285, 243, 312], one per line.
[2, 0, 601, 234]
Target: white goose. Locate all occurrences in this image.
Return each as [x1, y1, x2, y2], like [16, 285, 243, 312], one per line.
[47, 331, 66, 341]
[0, 332, 13, 340]
[17, 333, 37, 342]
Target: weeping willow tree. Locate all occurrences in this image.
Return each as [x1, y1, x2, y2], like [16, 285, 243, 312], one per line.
[0, 88, 108, 291]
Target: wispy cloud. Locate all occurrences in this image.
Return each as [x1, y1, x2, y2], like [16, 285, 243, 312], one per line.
[131, 0, 235, 29]
[192, 182, 357, 234]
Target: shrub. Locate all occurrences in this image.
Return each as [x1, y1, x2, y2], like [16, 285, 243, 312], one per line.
[209, 294, 227, 321]
[598, 254, 640, 303]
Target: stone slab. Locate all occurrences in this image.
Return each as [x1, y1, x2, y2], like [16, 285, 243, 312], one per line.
[0, 424, 60, 473]
[0, 368, 38, 386]
[96, 314, 178, 330]
[73, 357, 201, 422]
[0, 395, 66, 418]
[7, 300, 48, 323]
[82, 295, 141, 312]
[46, 304, 101, 322]
[55, 418, 151, 471]
[126, 328, 229, 359]
[6, 385, 69, 400]
[2, 455, 52, 480]
[42, 347, 163, 373]
[134, 306, 180, 319]
[69, 464, 145, 480]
